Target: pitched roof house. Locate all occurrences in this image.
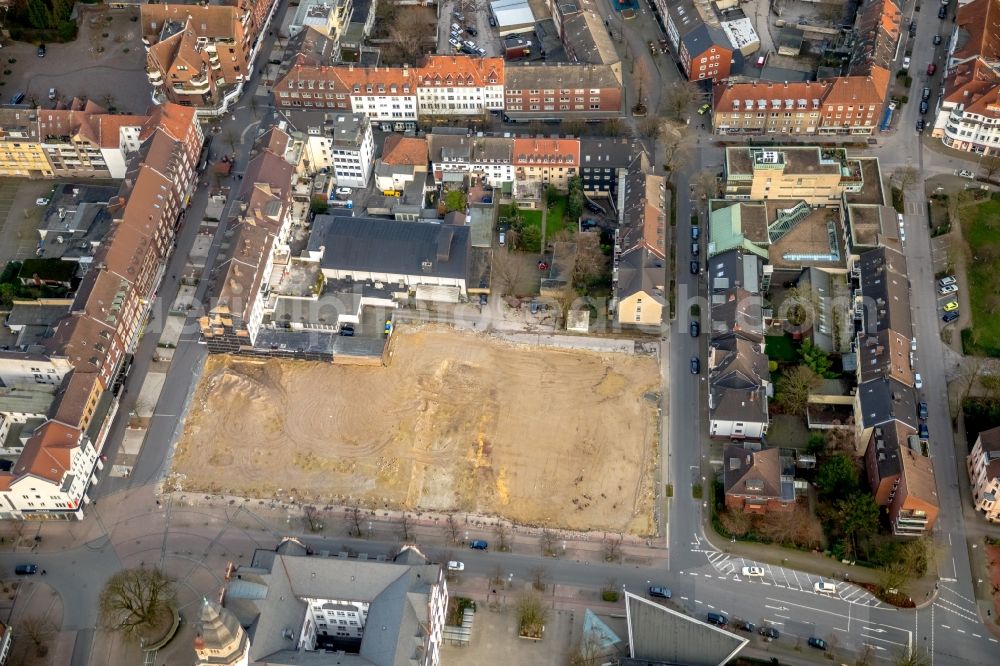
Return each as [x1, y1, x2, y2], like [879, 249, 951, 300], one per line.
[723, 444, 794, 513]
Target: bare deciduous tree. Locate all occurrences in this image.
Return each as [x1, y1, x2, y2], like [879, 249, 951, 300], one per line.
[304, 505, 323, 533]
[399, 512, 413, 542]
[444, 513, 461, 545]
[529, 565, 548, 591]
[661, 122, 694, 173]
[662, 82, 699, 120]
[491, 249, 524, 297]
[600, 118, 625, 136]
[540, 529, 558, 557]
[632, 60, 650, 114]
[892, 647, 931, 666]
[574, 231, 607, 286]
[774, 365, 822, 416]
[691, 168, 720, 201]
[603, 533, 623, 562]
[388, 8, 434, 63]
[981, 156, 1000, 183]
[489, 564, 505, 588]
[569, 627, 605, 666]
[894, 166, 920, 190]
[13, 614, 56, 662]
[98, 567, 176, 642]
[494, 522, 511, 552]
[347, 504, 364, 537]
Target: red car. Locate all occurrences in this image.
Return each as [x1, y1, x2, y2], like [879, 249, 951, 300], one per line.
[927, 63, 937, 75]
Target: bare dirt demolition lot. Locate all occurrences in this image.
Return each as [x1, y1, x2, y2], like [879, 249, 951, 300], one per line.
[173, 326, 661, 534]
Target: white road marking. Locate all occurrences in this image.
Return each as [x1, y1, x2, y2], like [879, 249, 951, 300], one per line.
[989, 638, 998, 643]
[680, 596, 689, 601]
[774, 614, 790, 620]
[956, 629, 966, 634]
[941, 624, 950, 629]
[761, 581, 771, 586]
[973, 634, 981, 638]
[939, 584, 977, 606]
[694, 599, 703, 605]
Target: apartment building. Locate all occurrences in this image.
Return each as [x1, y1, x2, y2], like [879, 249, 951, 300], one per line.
[273, 64, 419, 131]
[932, 0, 1000, 155]
[282, 111, 374, 188]
[711, 0, 897, 135]
[201, 126, 300, 354]
[221, 540, 447, 665]
[580, 136, 637, 198]
[416, 56, 505, 117]
[288, 0, 351, 40]
[968, 425, 1000, 522]
[712, 81, 831, 135]
[426, 132, 514, 187]
[0, 108, 52, 178]
[142, 0, 279, 114]
[503, 63, 624, 121]
[722, 147, 865, 204]
[614, 153, 667, 326]
[549, 0, 622, 71]
[658, 0, 736, 82]
[38, 101, 149, 178]
[512, 136, 580, 199]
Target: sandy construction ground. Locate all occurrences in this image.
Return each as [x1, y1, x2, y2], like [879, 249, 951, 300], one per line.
[172, 326, 661, 534]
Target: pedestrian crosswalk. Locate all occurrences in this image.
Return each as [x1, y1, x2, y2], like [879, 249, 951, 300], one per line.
[695, 548, 885, 608]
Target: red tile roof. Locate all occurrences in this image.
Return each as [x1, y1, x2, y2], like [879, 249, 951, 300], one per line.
[512, 137, 580, 166]
[954, 0, 1000, 61]
[418, 56, 505, 87]
[381, 135, 428, 167]
[12, 421, 83, 485]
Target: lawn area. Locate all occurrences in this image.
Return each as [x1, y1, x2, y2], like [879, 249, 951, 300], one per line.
[765, 334, 797, 363]
[960, 199, 1000, 357]
[499, 199, 571, 239]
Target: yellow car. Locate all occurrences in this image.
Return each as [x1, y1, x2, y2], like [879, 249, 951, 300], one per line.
[943, 300, 959, 312]
[698, 103, 711, 115]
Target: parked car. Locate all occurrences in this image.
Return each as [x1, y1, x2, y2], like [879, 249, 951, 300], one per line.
[498, 230, 506, 245]
[648, 586, 671, 599]
[706, 612, 728, 627]
[449, 37, 461, 48]
[918, 402, 928, 420]
[584, 200, 603, 213]
[690, 356, 700, 374]
[814, 580, 837, 594]
[733, 619, 755, 632]
[463, 40, 475, 49]
[741, 566, 765, 577]
[451, 22, 461, 31]
[469, 539, 488, 550]
[943, 300, 959, 312]
[697, 103, 711, 115]
[939, 275, 957, 287]
[915, 372, 924, 389]
[933, 34, 942, 45]
[477, 47, 487, 56]
[691, 242, 699, 257]
[759, 626, 779, 639]
[489, 16, 497, 26]
[690, 260, 700, 275]
[939, 283, 958, 295]
[15, 564, 38, 575]
[958, 169, 975, 178]
[37, 44, 45, 57]
[466, 26, 478, 36]
[902, 56, 911, 71]
[690, 320, 700, 338]
[943, 310, 960, 322]
[938, 5, 947, 18]
[919, 100, 929, 114]
[922, 87, 931, 100]
[48, 87, 56, 100]
[691, 226, 699, 239]
[807, 637, 827, 651]
[335, 187, 352, 198]
[927, 63, 937, 75]
[447, 561, 465, 571]
[916, 119, 926, 132]
[10, 91, 25, 105]
[338, 325, 355, 337]
[35, 197, 49, 206]
[919, 423, 929, 440]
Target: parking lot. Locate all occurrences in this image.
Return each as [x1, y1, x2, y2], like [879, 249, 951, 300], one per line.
[0, 6, 150, 112]
[439, 0, 502, 57]
[0, 179, 60, 266]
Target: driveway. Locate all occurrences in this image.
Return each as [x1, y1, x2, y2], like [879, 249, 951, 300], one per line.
[2, 6, 149, 113]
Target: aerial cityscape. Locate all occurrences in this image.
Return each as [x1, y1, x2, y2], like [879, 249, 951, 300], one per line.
[0, 0, 998, 664]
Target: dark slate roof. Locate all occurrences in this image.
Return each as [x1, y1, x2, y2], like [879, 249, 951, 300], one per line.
[681, 23, 731, 59]
[309, 214, 471, 281]
[857, 245, 911, 339]
[580, 136, 636, 169]
[624, 592, 747, 665]
[857, 376, 918, 429]
[616, 244, 666, 304]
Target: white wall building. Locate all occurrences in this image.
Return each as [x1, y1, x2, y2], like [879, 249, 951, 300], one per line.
[0, 421, 101, 519]
[416, 57, 505, 116]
